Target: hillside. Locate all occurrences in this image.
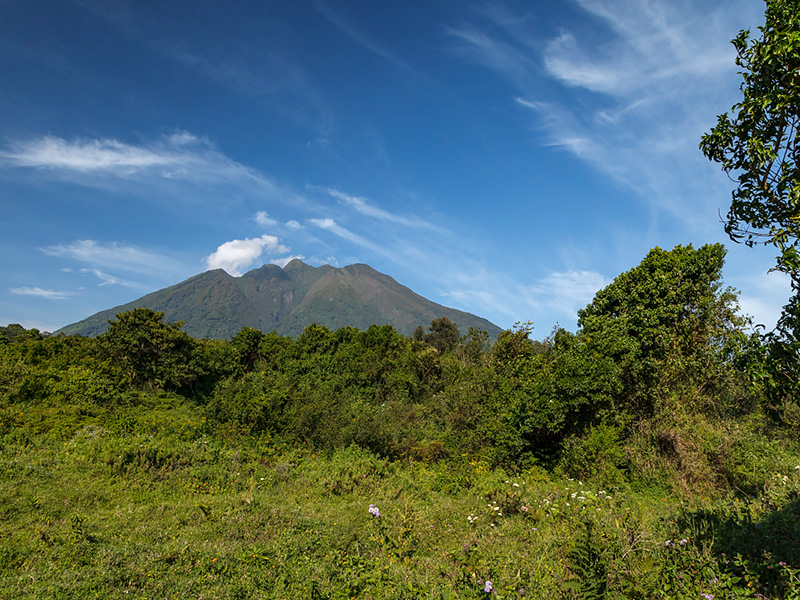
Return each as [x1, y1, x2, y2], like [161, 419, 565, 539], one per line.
[55, 259, 503, 339]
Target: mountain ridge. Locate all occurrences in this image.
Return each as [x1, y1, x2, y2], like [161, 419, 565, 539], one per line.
[56, 260, 503, 340]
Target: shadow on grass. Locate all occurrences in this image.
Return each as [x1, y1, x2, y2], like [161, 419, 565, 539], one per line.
[679, 495, 800, 566]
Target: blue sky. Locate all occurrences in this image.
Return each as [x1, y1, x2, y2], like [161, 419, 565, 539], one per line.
[1, 0, 790, 338]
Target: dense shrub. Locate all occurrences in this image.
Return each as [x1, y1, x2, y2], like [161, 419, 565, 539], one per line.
[0, 243, 783, 494]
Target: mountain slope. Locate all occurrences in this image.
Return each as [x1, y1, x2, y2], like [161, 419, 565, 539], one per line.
[56, 260, 503, 339]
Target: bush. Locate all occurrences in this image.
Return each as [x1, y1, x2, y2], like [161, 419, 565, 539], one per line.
[558, 423, 627, 484]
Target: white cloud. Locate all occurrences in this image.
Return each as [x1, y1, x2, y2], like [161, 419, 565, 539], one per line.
[1, 133, 282, 193]
[270, 255, 306, 268]
[515, 98, 600, 159]
[79, 268, 124, 287]
[2, 134, 320, 234]
[539, 2, 760, 223]
[540, 6, 733, 99]
[42, 239, 180, 276]
[254, 210, 277, 226]
[286, 220, 302, 230]
[309, 216, 385, 253]
[311, 217, 336, 229]
[525, 270, 610, 322]
[205, 235, 290, 276]
[325, 188, 394, 220]
[9, 286, 72, 300]
[453, 1, 762, 233]
[427, 264, 609, 334]
[3, 134, 190, 173]
[441, 285, 521, 325]
[321, 187, 438, 230]
[446, 26, 535, 87]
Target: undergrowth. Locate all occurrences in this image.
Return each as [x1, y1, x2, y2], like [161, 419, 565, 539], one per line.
[1, 398, 800, 599]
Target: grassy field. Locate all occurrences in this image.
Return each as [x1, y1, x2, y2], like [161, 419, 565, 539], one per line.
[2, 397, 800, 599]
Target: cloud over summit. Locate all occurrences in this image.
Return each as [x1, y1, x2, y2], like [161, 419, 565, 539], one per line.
[206, 235, 290, 276]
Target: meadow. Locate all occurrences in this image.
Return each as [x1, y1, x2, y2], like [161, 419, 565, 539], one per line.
[1, 391, 799, 599]
[2, 244, 800, 598]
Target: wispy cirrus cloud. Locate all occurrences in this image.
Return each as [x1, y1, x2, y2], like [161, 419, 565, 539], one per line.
[313, 0, 420, 77]
[42, 239, 182, 278]
[254, 211, 278, 227]
[1, 133, 313, 220]
[309, 216, 393, 258]
[524, 270, 610, 322]
[450, 0, 762, 232]
[3, 135, 184, 173]
[446, 26, 535, 88]
[319, 187, 439, 230]
[433, 263, 609, 332]
[79, 268, 121, 287]
[9, 286, 72, 300]
[544, 0, 737, 96]
[442, 267, 609, 331]
[310, 217, 366, 245]
[1, 132, 269, 185]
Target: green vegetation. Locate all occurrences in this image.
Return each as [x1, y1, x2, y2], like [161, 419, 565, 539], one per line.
[701, 0, 800, 421]
[2, 243, 800, 598]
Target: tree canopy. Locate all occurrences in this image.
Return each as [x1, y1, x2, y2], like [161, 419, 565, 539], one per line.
[578, 244, 745, 416]
[700, 0, 800, 275]
[700, 0, 800, 407]
[100, 308, 198, 391]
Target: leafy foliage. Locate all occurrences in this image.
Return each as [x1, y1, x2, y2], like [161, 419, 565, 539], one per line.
[487, 327, 620, 466]
[701, 0, 800, 416]
[565, 520, 609, 600]
[700, 0, 800, 274]
[0, 323, 44, 345]
[100, 308, 200, 392]
[423, 317, 461, 353]
[578, 244, 748, 418]
[0, 242, 771, 490]
[1, 240, 800, 597]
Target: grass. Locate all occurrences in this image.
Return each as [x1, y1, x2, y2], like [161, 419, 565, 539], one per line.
[2, 399, 800, 599]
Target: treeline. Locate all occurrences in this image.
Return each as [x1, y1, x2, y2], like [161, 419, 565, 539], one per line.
[1, 243, 797, 493]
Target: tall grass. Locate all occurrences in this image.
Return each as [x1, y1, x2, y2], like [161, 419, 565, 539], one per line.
[2, 397, 799, 599]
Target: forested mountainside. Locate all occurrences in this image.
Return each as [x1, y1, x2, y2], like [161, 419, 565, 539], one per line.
[56, 259, 502, 340]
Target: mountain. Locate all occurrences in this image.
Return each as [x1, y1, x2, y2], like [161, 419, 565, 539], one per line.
[55, 260, 503, 339]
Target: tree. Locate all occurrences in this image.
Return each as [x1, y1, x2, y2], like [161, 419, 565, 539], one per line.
[700, 0, 800, 274]
[700, 0, 800, 405]
[423, 317, 461, 353]
[100, 308, 198, 391]
[490, 327, 621, 466]
[230, 327, 266, 373]
[0, 324, 44, 345]
[577, 244, 746, 416]
[459, 326, 490, 363]
[491, 321, 536, 366]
